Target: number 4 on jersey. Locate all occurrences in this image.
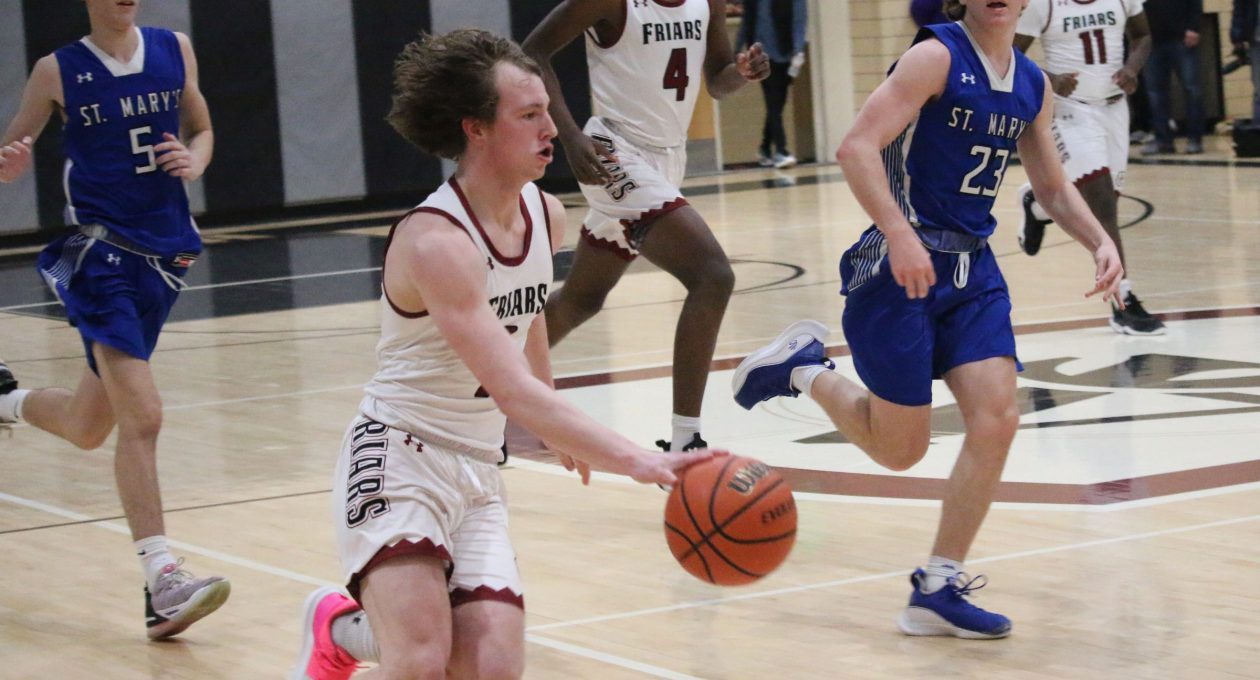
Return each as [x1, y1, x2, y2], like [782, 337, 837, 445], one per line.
[663, 48, 689, 102]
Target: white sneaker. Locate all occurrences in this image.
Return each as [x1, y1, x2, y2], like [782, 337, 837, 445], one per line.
[772, 153, 797, 169]
[144, 558, 231, 639]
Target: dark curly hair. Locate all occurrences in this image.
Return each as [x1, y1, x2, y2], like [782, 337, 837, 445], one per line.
[386, 29, 542, 160]
[944, 0, 966, 20]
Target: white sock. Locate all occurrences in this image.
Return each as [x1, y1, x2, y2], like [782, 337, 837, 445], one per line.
[921, 555, 964, 593]
[1119, 278, 1132, 300]
[332, 609, 380, 662]
[790, 365, 831, 397]
[670, 414, 701, 452]
[0, 388, 30, 423]
[135, 535, 178, 589]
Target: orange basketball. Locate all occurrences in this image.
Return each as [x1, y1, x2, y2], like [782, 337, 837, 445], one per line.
[664, 455, 797, 586]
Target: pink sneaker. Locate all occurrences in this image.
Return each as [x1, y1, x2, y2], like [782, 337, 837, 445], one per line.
[291, 586, 360, 680]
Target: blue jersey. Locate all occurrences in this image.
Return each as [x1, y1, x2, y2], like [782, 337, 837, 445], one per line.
[55, 27, 199, 257]
[884, 22, 1044, 239]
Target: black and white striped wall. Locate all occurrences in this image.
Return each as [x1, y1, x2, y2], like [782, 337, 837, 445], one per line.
[0, 0, 590, 235]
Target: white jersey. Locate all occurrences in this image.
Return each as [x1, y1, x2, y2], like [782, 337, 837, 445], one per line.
[1017, 0, 1144, 103]
[586, 0, 710, 148]
[360, 179, 553, 460]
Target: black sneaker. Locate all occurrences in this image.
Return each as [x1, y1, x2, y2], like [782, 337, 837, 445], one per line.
[1110, 292, 1166, 336]
[655, 433, 707, 453]
[654, 434, 707, 491]
[1016, 185, 1051, 256]
[0, 362, 16, 394]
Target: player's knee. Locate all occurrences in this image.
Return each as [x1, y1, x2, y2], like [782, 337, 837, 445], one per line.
[451, 652, 523, 680]
[871, 434, 930, 472]
[118, 406, 163, 442]
[381, 648, 447, 680]
[69, 424, 111, 451]
[970, 404, 1020, 446]
[680, 256, 734, 298]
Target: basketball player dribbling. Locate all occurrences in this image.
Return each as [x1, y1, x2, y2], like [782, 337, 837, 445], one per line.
[732, 0, 1123, 638]
[0, 0, 228, 639]
[289, 30, 720, 680]
[522, 0, 770, 456]
[1013, 0, 1164, 335]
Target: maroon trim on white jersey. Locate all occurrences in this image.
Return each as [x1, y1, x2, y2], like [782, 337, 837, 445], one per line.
[380, 206, 481, 319]
[1043, 0, 1054, 34]
[586, 0, 628, 49]
[538, 185, 557, 252]
[654, 0, 688, 7]
[449, 178, 534, 267]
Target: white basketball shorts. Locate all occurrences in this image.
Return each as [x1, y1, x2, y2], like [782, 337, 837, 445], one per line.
[1050, 95, 1130, 191]
[579, 117, 690, 260]
[333, 415, 523, 609]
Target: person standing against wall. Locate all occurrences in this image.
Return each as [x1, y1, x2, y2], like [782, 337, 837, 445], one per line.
[1142, 0, 1206, 154]
[1231, 0, 1260, 127]
[740, 0, 808, 168]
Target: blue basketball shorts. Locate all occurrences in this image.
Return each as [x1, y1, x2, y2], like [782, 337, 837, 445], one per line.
[839, 229, 1021, 407]
[36, 232, 189, 373]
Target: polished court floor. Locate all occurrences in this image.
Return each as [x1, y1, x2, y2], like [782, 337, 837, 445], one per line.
[1, 143, 1259, 678]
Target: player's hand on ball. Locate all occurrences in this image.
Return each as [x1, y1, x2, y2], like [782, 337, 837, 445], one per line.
[737, 43, 770, 81]
[633, 447, 729, 488]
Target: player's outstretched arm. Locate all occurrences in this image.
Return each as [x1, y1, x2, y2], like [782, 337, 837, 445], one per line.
[1017, 75, 1123, 304]
[835, 39, 949, 300]
[704, 0, 769, 98]
[0, 55, 60, 184]
[395, 211, 718, 487]
[154, 32, 213, 181]
[522, 0, 621, 185]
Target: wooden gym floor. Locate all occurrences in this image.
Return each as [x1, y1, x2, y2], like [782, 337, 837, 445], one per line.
[1, 140, 1258, 678]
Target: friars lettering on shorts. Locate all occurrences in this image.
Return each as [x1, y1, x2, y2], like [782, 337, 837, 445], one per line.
[488, 283, 548, 320]
[590, 134, 638, 201]
[641, 19, 705, 45]
[345, 419, 392, 529]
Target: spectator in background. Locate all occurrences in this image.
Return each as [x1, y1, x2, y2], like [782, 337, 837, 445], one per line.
[1231, 0, 1259, 126]
[1143, 0, 1206, 154]
[740, 0, 808, 168]
[910, 0, 948, 27]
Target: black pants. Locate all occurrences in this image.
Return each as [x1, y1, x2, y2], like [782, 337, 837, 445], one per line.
[760, 60, 793, 155]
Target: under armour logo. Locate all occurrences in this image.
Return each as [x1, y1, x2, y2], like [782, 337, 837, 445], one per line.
[77, 72, 93, 83]
[788, 339, 799, 350]
[633, 0, 648, 6]
[961, 73, 976, 85]
[106, 253, 121, 265]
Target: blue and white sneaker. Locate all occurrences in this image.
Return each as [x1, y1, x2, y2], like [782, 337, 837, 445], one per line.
[731, 320, 833, 410]
[897, 568, 1012, 639]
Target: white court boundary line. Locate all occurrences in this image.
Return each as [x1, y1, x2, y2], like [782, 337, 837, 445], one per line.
[0, 490, 698, 679]
[2, 487, 1257, 673]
